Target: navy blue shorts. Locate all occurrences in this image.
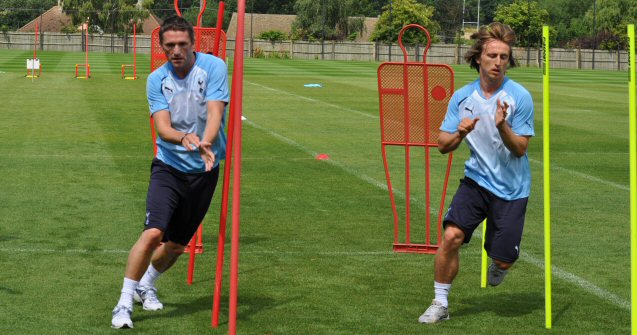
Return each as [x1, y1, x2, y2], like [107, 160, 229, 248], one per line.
[443, 177, 528, 263]
[144, 158, 220, 246]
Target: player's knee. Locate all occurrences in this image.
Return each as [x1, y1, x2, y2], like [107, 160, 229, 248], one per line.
[493, 259, 513, 270]
[140, 228, 164, 249]
[442, 224, 465, 248]
[164, 241, 186, 256]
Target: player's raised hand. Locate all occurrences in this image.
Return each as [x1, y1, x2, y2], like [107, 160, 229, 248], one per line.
[496, 99, 509, 129]
[458, 117, 480, 138]
[198, 141, 215, 172]
[181, 133, 201, 151]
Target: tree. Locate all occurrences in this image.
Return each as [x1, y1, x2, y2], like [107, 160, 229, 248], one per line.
[425, 0, 463, 43]
[369, 0, 440, 44]
[348, 0, 386, 17]
[251, 0, 295, 14]
[63, 0, 151, 34]
[582, 0, 637, 50]
[150, 0, 177, 20]
[480, 0, 514, 25]
[0, 0, 57, 31]
[291, 0, 353, 40]
[540, 0, 593, 47]
[493, 0, 548, 47]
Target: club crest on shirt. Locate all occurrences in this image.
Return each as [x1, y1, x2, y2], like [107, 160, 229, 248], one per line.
[161, 78, 175, 102]
[193, 73, 207, 105]
[196, 74, 206, 95]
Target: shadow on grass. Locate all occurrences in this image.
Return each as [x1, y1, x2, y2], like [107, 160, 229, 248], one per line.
[553, 300, 574, 324]
[0, 286, 21, 295]
[454, 292, 543, 318]
[134, 293, 286, 326]
[0, 235, 18, 243]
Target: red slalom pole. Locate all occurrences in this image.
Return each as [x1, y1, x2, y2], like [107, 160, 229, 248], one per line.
[34, 22, 38, 60]
[85, 19, 89, 79]
[211, 71, 237, 327]
[228, 0, 246, 333]
[195, 0, 206, 51]
[184, 0, 207, 286]
[211, 1, 231, 327]
[212, 1, 225, 57]
[173, 0, 182, 17]
[133, 22, 137, 79]
[187, 235, 197, 285]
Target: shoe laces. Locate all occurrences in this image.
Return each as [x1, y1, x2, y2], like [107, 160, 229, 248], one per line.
[113, 305, 132, 316]
[426, 302, 446, 315]
[140, 287, 160, 303]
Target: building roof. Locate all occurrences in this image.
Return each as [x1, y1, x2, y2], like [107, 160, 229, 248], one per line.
[226, 13, 296, 39]
[18, 6, 71, 33]
[18, 6, 162, 35]
[226, 13, 379, 42]
[139, 13, 162, 35]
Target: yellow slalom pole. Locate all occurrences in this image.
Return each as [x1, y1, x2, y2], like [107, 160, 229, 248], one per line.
[481, 220, 487, 288]
[542, 25, 552, 330]
[628, 23, 636, 335]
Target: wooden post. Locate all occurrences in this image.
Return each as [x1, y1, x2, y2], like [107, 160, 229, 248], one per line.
[331, 40, 336, 60]
[455, 44, 460, 64]
[374, 41, 378, 62]
[415, 43, 420, 62]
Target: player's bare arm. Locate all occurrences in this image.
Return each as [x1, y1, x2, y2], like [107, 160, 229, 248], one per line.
[495, 99, 529, 157]
[152, 110, 201, 151]
[198, 100, 225, 171]
[438, 117, 480, 154]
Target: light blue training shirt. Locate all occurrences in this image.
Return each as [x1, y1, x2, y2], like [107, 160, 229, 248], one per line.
[440, 77, 534, 200]
[147, 52, 230, 173]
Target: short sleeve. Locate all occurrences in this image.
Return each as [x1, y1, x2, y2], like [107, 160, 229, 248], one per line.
[147, 72, 169, 115]
[205, 59, 230, 103]
[440, 91, 461, 133]
[511, 90, 534, 137]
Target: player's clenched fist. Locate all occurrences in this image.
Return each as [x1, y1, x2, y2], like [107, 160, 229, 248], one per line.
[458, 117, 480, 138]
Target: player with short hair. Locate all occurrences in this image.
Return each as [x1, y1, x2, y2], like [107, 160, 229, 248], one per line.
[111, 15, 229, 329]
[419, 22, 534, 324]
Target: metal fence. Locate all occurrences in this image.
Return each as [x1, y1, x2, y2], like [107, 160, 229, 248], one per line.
[0, 31, 630, 71]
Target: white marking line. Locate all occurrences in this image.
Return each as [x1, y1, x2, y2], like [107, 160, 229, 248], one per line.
[0, 248, 129, 254]
[244, 118, 436, 213]
[470, 231, 630, 310]
[556, 152, 627, 156]
[244, 118, 389, 192]
[0, 154, 149, 159]
[0, 153, 312, 162]
[246, 81, 629, 193]
[0, 247, 393, 256]
[529, 158, 629, 191]
[520, 250, 630, 311]
[246, 119, 630, 311]
[1, 245, 629, 310]
[246, 81, 378, 119]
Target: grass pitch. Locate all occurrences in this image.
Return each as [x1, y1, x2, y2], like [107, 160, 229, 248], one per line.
[0, 49, 632, 334]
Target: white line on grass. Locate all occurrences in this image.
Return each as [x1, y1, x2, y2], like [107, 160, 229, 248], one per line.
[0, 248, 129, 254]
[556, 152, 628, 156]
[529, 158, 629, 191]
[1, 244, 629, 310]
[520, 250, 630, 311]
[246, 81, 378, 120]
[245, 118, 631, 311]
[0, 247, 395, 256]
[244, 118, 389, 192]
[247, 80, 630, 193]
[0, 153, 151, 160]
